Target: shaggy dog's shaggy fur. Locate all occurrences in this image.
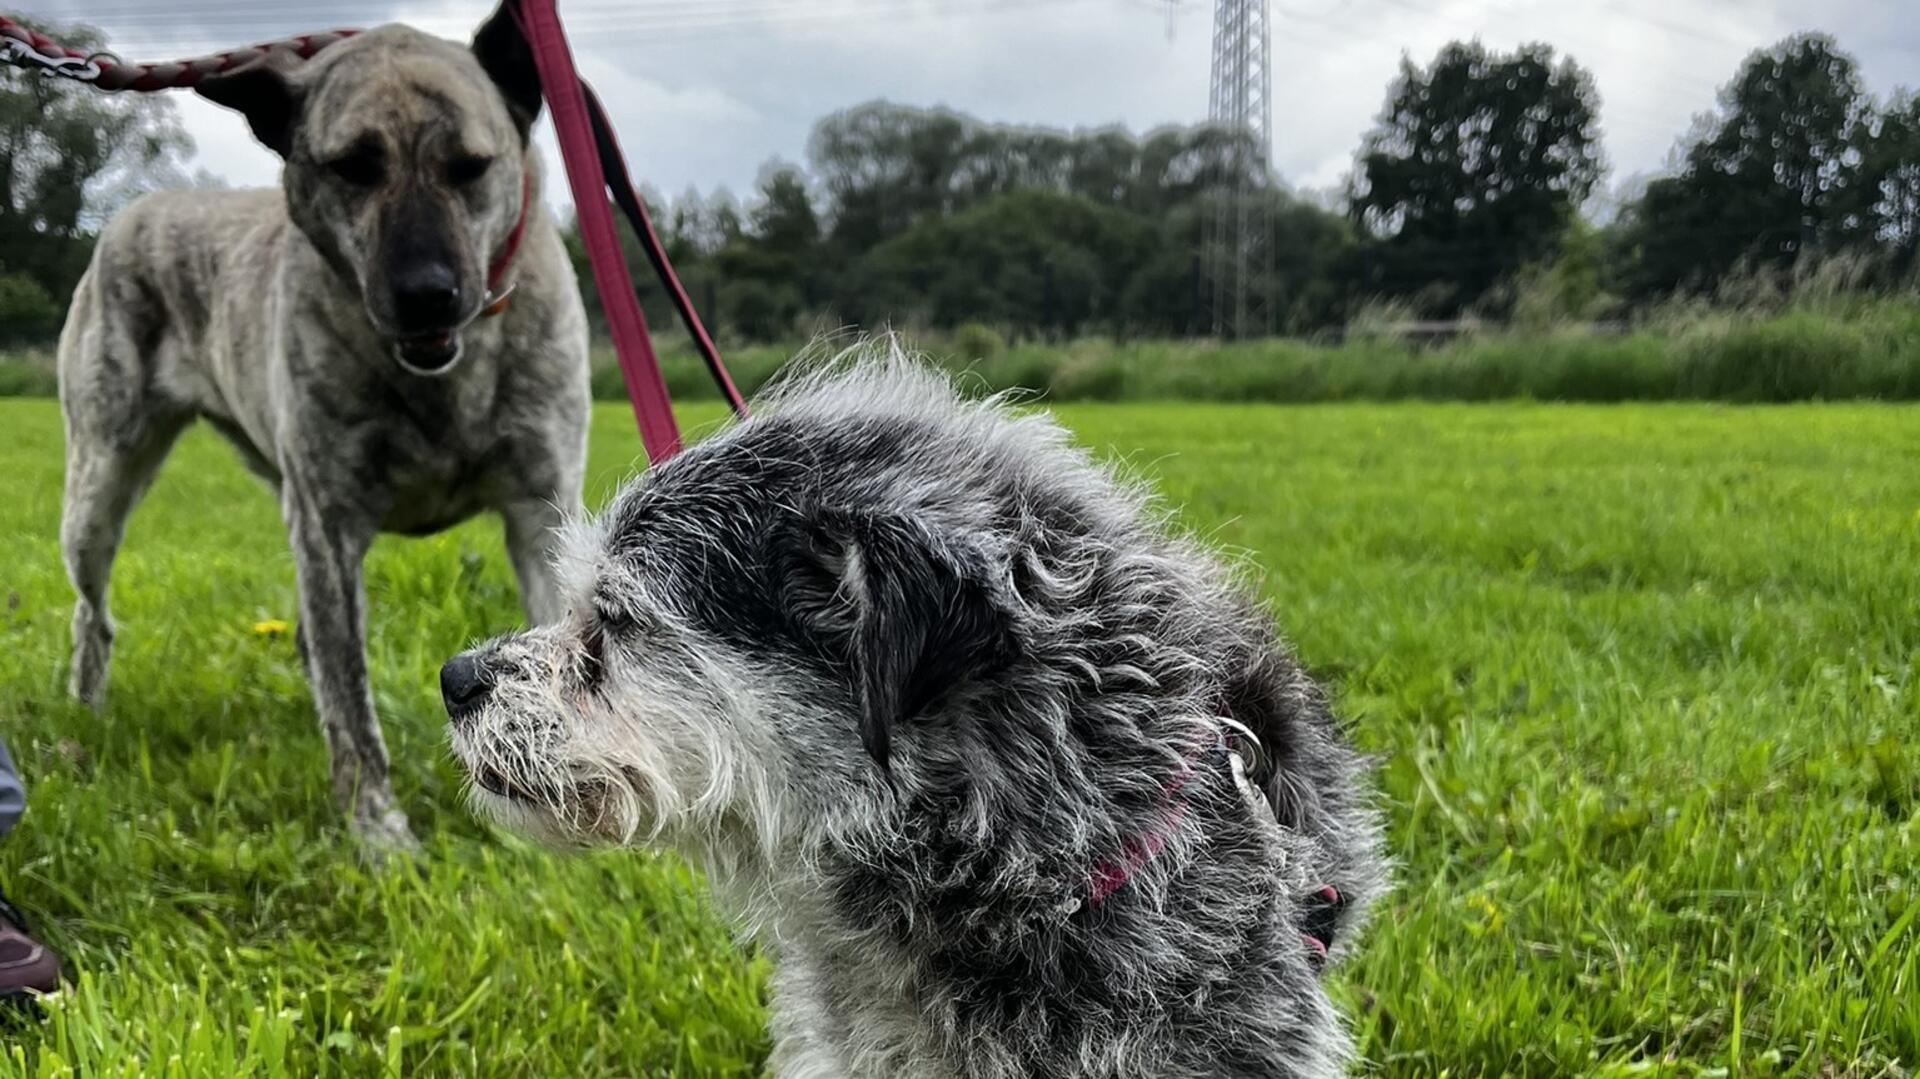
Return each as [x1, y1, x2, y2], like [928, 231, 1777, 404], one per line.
[442, 352, 1387, 1077]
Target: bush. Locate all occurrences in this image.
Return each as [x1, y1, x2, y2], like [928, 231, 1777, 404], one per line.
[0, 349, 58, 397]
[0, 273, 62, 346]
[1676, 311, 1873, 401]
[720, 280, 800, 343]
[949, 322, 1005, 361]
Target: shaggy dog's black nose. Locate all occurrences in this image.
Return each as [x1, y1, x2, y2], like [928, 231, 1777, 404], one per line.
[392, 262, 462, 332]
[440, 653, 496, 722]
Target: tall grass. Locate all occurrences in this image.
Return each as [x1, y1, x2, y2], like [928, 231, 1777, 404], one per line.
[6, 295, 1918, 404]
[579, 295, 1920, 405]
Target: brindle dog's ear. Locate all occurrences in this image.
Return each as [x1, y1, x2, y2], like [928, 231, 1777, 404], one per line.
[196, 52, 304, 158]
[799, 508, 1016, 770]
[472, 3, 543, 139]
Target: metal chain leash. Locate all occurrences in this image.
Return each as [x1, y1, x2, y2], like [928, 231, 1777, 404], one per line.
[0, 14, 356, 92]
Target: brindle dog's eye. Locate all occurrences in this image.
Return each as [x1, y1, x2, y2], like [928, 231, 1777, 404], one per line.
[448, 155, 493, 186]
[327, 147, 384, 187]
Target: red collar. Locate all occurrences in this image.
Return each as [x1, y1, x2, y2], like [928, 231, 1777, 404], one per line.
[482, 169, 533, 318]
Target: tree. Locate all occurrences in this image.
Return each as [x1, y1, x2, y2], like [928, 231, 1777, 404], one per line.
[845, 190, 1155, 339]
[0, 271, 61, 344]
[704, 167, 820, 341]
[1117, 189, 1355, 338]
[1857, 92, 1920, 280]
[749, 166, 820, 261]
[1617, 34, 1873, 296]
[1349, 40, 1603, 314]
[0, 19, 194, 318]
[809, 102, 971, 255]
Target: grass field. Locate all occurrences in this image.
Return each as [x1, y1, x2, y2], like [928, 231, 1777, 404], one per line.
[0, 397, 1915, 1076]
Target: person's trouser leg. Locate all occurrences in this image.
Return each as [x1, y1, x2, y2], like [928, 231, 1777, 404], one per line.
[0, 737, 59, 996]
[0, 740, 23, 840]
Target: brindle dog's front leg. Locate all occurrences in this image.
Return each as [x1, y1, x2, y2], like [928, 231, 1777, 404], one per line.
[503, 496, 573, 627]
[281, 476, 419, 855]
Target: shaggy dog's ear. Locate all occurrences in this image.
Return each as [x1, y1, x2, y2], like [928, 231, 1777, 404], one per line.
[790, 508, 1015, 769]
[472, 2, 544, 139]
[196, 51, 305, 158]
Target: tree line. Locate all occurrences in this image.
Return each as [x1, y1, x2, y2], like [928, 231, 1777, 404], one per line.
[583, 32, 1916, 342]
[3, 23, 1916, 347]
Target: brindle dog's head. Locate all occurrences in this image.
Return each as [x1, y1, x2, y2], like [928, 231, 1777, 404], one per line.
[196, 6, 541, 375]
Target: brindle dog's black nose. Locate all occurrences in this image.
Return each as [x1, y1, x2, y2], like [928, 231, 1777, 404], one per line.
[392, 261, 462, 332]
[440, 652, 496, 722]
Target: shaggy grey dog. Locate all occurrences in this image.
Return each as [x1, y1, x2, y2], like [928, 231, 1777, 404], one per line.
[441, 353, 1386, 1077]
[58, 7, 586, 852]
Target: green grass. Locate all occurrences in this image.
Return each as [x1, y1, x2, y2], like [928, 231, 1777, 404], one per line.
[0, 398, 1914, 1076]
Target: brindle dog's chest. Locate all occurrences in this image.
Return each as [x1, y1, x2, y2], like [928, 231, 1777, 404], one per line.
[309, 373, 518, 536]
[366, 425, 508, 536]
[379, 463, 494, 535]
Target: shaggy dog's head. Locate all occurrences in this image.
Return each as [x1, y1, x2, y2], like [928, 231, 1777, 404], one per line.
[443, 353, 1380, 960]
[442, 357, 1034, 862]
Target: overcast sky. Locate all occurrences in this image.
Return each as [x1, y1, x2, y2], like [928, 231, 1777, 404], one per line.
[16, 0, 1918, 211]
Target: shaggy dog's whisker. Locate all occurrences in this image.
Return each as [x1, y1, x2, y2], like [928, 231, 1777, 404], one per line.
[442, 346, 1388, 1078]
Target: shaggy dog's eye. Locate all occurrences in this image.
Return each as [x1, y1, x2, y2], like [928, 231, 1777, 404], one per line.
[579, 603, 642, 689]
[580, 617, 610, 688]
[448, 154, 493, 186]
[327, 146, 385, 187]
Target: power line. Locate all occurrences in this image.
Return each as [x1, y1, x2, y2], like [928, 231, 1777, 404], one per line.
[58, 0, 1106, 56]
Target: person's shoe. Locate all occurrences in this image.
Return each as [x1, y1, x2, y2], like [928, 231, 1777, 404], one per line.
[0, 891, 62, 1000]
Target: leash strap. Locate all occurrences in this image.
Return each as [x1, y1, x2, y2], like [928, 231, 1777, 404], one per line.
[583, 84, 748, 419]
[509, 0, 681, 464]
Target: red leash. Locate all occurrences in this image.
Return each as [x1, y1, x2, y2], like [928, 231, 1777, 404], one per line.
[507, 0, 683, 463]
[583, 83, 747, 417]
[0, 8, 743, 466]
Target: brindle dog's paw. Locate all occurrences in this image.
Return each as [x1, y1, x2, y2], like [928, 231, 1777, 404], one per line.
[352, 808, 424, 864]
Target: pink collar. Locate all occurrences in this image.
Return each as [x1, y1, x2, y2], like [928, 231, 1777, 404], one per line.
[1087, 731, 1232, 905]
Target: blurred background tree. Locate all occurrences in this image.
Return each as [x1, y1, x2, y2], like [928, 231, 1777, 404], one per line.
[2, 19, 1916, 349]
[0, 19, 194, 343]
[1348, 41, 1603, 317]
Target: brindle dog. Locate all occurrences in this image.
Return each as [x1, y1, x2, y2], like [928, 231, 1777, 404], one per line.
[56, 6, 588, 853]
